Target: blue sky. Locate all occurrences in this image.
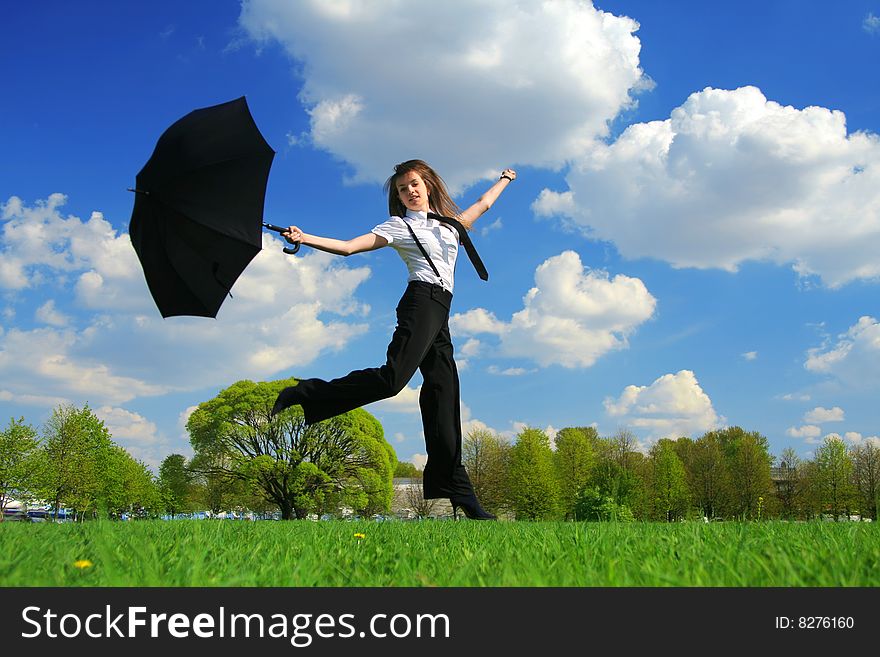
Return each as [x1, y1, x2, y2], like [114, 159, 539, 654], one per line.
[2, 0, 879, 471]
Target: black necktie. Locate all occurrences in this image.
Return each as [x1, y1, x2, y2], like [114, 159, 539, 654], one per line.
[427, 212, 489, 281]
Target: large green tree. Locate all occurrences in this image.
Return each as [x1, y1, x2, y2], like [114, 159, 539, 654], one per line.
[36, 404, 115, 519]
[333, 409, 397, 516]
[506, 427, 559, 520]
[0, 417, 41, 517]
[553, 426, 597, 520]
[186, 378, 395, 519]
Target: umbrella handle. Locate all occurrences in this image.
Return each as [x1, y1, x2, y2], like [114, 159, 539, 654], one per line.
[263, 222, 301, 255]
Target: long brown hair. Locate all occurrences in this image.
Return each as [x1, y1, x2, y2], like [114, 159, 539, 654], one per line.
[384, 159, 461, 219]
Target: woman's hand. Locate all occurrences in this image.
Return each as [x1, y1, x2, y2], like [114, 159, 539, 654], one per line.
[282, 226, 304, 245]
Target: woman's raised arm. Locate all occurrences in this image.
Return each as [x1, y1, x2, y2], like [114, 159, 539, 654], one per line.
[456, 168, 516, 230]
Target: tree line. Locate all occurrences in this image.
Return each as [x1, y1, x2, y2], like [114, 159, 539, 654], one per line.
[455, 425, 879, 522]
[3, 382, 877, 523]
[0, 378, 399, 522]
[0, 406, 157, 520]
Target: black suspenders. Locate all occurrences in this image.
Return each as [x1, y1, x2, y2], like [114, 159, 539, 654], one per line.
[404, 218, 442, 281]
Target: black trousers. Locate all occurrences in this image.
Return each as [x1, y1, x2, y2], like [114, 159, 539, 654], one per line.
[294, 281, 474, 500]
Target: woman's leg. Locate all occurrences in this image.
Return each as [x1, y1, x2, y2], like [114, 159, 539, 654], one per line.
[273, 282, 447, 424]
[418, 319, 475, 500]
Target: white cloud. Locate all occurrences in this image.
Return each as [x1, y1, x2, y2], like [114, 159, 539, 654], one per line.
[459, 338, 483, 359]
[805, 316, 880, 389]
[844, 432, 880, 448]
[786, 424, 822, 439]
[742, 351, 758, 361]
[459, 401, 525, 443]
[0, 195, 375, 408]
[534, 86, 880, 288]
[864, 12, 880, 34]
[844, 431, 862, 444]
[96, 406, 161, 445]
[367, 385, 421, 415]
[820, 432, 842, 445]
[410, 453, 428, 470]
[803, 406, 845, 424]
[94, 405, 175, 470]
[35, 300, 71, 327]
[451, 250, 656, 368]
[603, 370, 722, 440]
[178, 405, 198, 431]
[238, 0, 649, 192]
[487, 366, 530, 376]
[0, 389, 69, 407]
[480, 218, 503, 238]
[0, 326, 168, 405]
[452, 308, 507, 336]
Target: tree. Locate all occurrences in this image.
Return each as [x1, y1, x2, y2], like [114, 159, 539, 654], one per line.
[102, 447, 161, 518]
[462, 428, 509, 515]
[851, 441, 880, 520]
[506, 427, 559, 520]
[701, 426, 772, 518]
[0, 417, 41, 518]
[650, 439, 691, 522]
[796, 460, 824, 520]
[36, 404, 114, 520]
[335, 409, 397, 516]
[187, 378, 395, 520]
[727, 431, 773, 518]
[592, 429, 649, 518]
[394, 461, 422, 478]
[608, 429, 640, 471]
[773, 448, 803, 520]
[187, 450, 249, 514]
[573, 486, 635, 522]
[814, 435, 855, 520]
[553, 427, 597, 520]
[588, 447, 644, 517]
[158, 454, 192, 517]
[675, 435, 721, 519]
[401, 478, 439, 518]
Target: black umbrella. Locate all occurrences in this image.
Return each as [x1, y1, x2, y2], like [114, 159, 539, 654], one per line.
[129, 96, 296, 319]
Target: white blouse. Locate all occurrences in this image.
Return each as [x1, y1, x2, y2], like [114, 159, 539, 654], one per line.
[371, 209, 461, 292]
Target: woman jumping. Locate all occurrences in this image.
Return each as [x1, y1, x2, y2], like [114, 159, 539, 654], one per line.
[272, 160, 516, 519]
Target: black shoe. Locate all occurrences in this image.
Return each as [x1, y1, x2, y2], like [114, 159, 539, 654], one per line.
[271, 385, 301, 417]
[450, 494, 496, 520]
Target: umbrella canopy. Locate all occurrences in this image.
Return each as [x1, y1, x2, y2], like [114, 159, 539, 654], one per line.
[129, 96, 274, 318]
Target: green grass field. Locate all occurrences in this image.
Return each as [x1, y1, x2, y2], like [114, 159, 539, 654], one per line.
[1, 519, 877, 587]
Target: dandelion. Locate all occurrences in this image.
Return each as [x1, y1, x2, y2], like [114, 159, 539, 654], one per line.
[354, 533, 366, 540]
[73, 559, 93, 569]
